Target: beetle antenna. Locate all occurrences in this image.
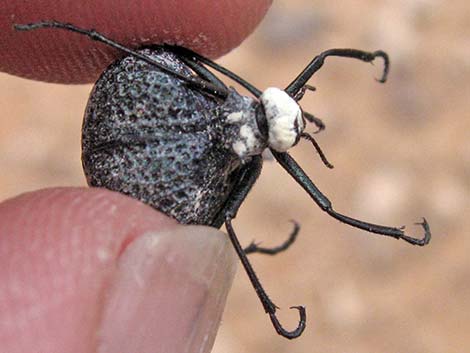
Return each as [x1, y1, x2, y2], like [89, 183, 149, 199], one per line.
[303, 112, 326, 133]
[14, 21, 228, 98]
[300, 132, 334, 169]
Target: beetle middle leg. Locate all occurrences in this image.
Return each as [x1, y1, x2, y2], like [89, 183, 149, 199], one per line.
[211, 157, 299, 256]
[243, 221, 299, 256]
[225, 218, 306, 339]
[217, 156, 306, 338]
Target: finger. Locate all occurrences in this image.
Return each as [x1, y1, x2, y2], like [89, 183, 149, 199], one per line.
[0, 188, 237, 353]
[0, 0, 272, 83]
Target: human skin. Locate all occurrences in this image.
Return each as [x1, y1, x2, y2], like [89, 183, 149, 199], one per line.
[0, 1, 272, 352]
[0, 0, 272, 83]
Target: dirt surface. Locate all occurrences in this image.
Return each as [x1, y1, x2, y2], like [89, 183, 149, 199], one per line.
[1, 1, 469, 352]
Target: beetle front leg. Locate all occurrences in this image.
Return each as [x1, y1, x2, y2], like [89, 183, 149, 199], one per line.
[272, 150, 431, 246]
[285, 48, 389, 97]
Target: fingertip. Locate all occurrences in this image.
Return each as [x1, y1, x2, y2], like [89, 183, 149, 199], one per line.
[99, 226, 237, 353]
[0, 187, 237, 352]
[0, 187, 174, 351]
[1, 0, 273, 82]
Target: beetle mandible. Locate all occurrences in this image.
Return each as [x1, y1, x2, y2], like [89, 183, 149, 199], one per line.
[15, 20, 432, 339]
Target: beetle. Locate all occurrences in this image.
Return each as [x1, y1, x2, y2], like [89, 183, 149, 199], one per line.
[15, 20, 431, 339]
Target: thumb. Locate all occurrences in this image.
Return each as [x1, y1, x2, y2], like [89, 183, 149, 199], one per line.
[0, 187, 237, 353]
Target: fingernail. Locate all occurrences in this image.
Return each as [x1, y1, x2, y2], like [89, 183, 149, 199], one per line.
[97, 225, 237, 353]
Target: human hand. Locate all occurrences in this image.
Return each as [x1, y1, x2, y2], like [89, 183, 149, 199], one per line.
[0, 1, 272, 352]
[0, 188, 237, 353]
[1, 0, 272, 83]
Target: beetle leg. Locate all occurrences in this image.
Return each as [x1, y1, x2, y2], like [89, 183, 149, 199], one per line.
[244, 220, 299, 255]
[166, 49, 229, 92]
[14, 21, 227, 97]
[167, 44, 324, 133]
[225, 217, 306, 339]
[165, 45, 263, 97]
[210, 156, 306, 337]
[285, 48, 389, 97]
[272, 150, 431, 246]
[211, 156, 262, 229]
[211, 157, 300, 256]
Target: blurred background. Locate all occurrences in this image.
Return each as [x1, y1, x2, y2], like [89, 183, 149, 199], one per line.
[1, 0, 469, 352]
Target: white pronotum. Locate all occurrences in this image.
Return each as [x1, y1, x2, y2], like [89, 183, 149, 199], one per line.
[260, 87, 304, 152]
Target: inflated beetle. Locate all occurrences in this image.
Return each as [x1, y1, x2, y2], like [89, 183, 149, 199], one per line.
[15, 21, 431, 339]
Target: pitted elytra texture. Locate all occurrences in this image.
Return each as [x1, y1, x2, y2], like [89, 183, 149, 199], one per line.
[82, 49, 256, 225]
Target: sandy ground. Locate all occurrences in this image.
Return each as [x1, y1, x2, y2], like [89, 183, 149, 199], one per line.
[1, 1, 469, 352]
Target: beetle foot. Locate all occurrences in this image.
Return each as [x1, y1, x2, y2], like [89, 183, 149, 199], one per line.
[400, 218, 431, 246]
[268, 305, 307, 339]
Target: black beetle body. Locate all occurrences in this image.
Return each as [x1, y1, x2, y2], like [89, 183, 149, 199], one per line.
[15, 21, 432, 340]
[82, 48, 265, 226]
